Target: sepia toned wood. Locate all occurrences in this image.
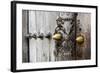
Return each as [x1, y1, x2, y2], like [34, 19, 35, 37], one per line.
[29, 11, 37, 62]
[76, 13, 91, 60]
[81, 13, 91, 59]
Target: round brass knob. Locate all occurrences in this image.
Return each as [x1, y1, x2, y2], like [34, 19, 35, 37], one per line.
[52, 33, 62, 40]
[76, 35, 84, 44]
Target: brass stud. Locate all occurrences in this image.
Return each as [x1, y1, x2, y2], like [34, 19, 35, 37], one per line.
[76, 35, 84, 44]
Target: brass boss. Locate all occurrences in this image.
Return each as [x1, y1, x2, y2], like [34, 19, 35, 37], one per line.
[76, 34, 85, 44]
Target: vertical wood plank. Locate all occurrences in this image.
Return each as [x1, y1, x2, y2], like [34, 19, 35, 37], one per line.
[36, 11, 44, 62]
[22, 10, 29, 62]
[83, 14, 91, 59]
[49, 12, 59, 61]
[42, 11, 50, 62]
[29, 10, 37, 62]
[76, 13, 91, 59]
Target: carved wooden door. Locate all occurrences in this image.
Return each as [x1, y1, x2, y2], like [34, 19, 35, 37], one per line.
[22, 10, 91, 62]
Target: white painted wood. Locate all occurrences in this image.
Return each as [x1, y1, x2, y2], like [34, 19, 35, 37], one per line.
[29, 11, 37, 62]
[29, 11, 57, 62]
[36, 11, 44, 62]
[49, 12, 59, 61]
[42, 12, 50, 62]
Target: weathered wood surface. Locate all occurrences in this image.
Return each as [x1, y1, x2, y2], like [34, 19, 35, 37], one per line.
[28, 11, 58, 62]
[49, 12, 59, 61]
[76, 13, 91, 59]
[22, 10, 91, 62]
[29, 11, 37, 62]
[22, 10, 29, 62]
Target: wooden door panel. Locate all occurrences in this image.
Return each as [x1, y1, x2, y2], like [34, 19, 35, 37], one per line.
[76, 13, 91, 59]
[22, 10, 29, 62]
[23, 10, 91, 62]
[29, 11, 37, 62]
[49, 12, 59, 61]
